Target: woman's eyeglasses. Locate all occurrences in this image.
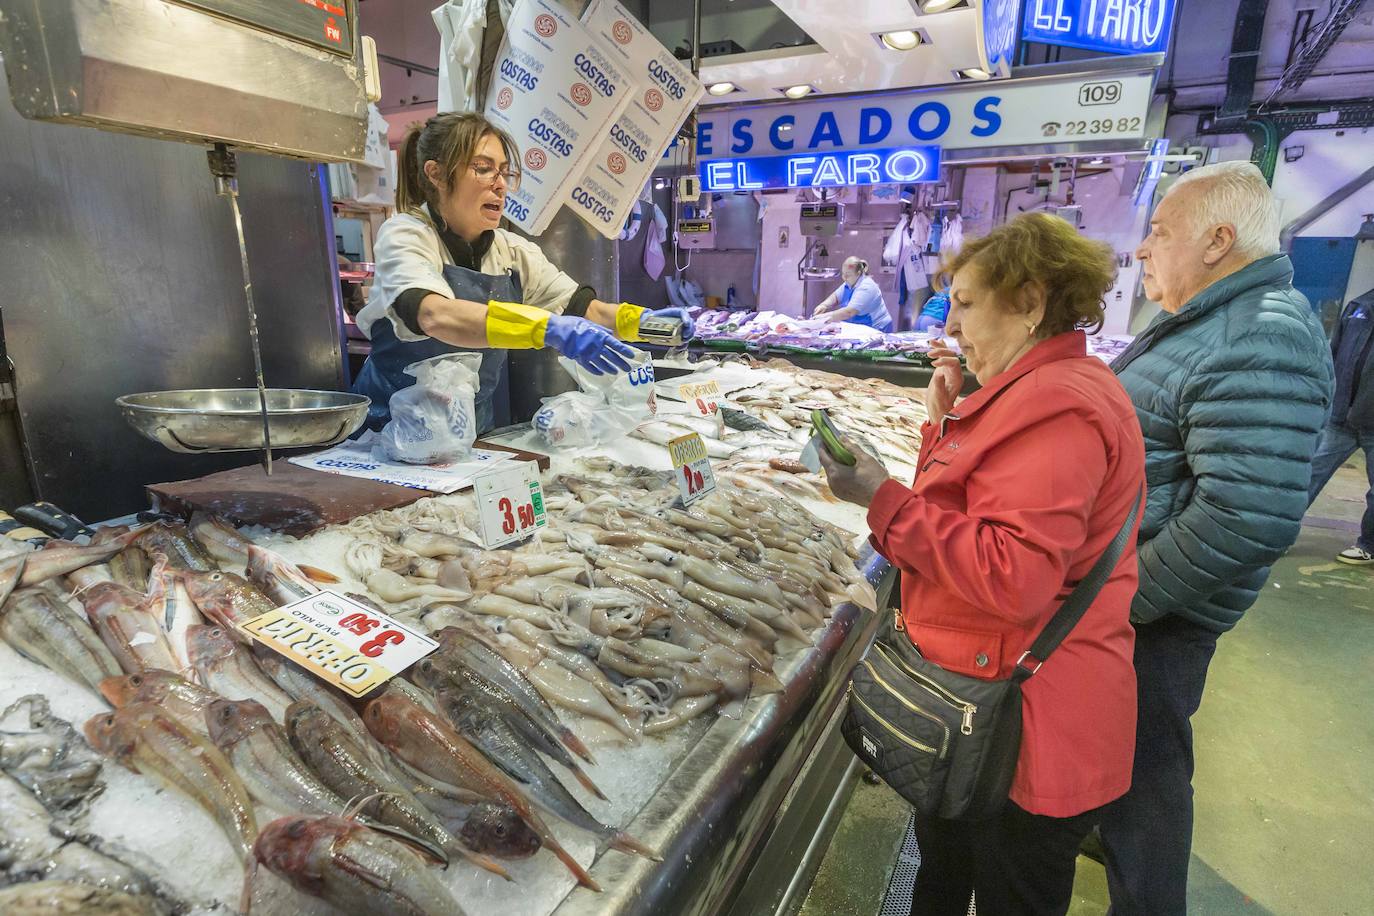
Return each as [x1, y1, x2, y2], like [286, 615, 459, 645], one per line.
[470, 161, 519, 188]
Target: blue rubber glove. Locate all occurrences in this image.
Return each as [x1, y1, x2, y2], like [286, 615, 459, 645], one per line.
[646, 307, 696, 341]
[545, 316, 637, 375]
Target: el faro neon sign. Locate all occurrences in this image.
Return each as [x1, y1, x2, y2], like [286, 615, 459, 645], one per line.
[701, 145, 941, 191]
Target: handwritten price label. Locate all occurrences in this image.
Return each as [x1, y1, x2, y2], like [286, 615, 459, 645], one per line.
[472, 460, 547, 548]
[238, 592, 438, 698]
[667, 432, 717, 506]
[679, 379, 722, 418]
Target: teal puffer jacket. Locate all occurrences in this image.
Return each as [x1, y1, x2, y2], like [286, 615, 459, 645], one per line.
[1112, 254, 1333, 632]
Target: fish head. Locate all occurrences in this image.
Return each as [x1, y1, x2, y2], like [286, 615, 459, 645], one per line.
[78, 581, 140, 617]
[99, 671, 164, 707]
[254, 815, 351, 885]
[205, 698, 273, 748]
[408, 656, 445, 693]
[360, 691, 410, 746]
[83, 711, 136, 760]
[283, 700, 326, 735]
[185, 624, 237, 667]
[460, 802, 541, 859]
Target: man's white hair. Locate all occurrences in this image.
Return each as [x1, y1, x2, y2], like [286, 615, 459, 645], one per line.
[1165, 160, 1280, 259]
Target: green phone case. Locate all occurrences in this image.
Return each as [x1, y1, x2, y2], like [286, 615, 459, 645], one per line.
[811, 410, 856, 466]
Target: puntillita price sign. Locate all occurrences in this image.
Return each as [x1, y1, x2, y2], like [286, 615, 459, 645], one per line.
[472, 460, 548, 548]
[667, 432, 716, 506]
[238, 592, 439, 699]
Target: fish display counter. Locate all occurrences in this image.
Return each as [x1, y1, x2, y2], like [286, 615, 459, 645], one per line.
[0, 359, 913, 916]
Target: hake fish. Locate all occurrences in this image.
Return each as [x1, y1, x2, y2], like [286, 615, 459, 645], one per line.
[85, 702, 257, 860]
[77, 582, 179, 675]
[205, 698, 351, 817]
[284, 701, 510, 880]
[254, 814, 467, 916]
[0, 587, 121, 693]
[432, 687, 657, 860]
[363, 691, 599, 890]
[99, 670, 222, 736]
[187, 625, 294, 722]
[178, 570, 275, 637]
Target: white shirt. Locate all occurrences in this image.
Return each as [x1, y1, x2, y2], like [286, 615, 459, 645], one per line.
[356, 211, 581, 342]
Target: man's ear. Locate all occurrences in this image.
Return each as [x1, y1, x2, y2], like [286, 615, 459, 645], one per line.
[1203, 223, 1238, 266]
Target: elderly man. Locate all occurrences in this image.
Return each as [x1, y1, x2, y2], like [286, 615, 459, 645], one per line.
[1100, 161, 1333, 914]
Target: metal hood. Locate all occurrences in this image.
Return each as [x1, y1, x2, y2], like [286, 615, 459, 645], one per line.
[0, 0, 378, 162]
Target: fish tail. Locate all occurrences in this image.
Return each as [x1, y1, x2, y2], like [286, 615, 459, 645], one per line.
[240, 857, 259, 915]
[459, 847, 514, 881]
[547, 834, 600, 891]
[559, 728, 597, 765]
[609, 831, 661, 862]
[570, 765, 608, 801]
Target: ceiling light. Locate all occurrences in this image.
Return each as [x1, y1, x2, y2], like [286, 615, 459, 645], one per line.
[959, 67, 991, 80]
[782, 84, 815, 99]
[879, 30, 922, 51]
[707, 81, 738, 96]
[921, 0, 968, 11]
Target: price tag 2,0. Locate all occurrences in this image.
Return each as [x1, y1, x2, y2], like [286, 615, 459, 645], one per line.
[472, 460, 548, 548]
[238, 591, 439, 699]
[667, 432, 717, 506]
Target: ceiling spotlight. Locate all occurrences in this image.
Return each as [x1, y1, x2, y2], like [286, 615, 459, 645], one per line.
[782, 84, 815, 99]
[920, 0, 968, 11]
[959, 67, 991, 80]
[879, 30, 922, 51]
[707, 81, 738, 96]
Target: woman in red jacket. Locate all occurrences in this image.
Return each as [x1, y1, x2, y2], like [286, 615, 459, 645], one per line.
[821, 212, 1146, 916]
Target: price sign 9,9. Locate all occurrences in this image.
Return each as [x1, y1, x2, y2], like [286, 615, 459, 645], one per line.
[667, 432, 717, 506]
[679, 379, 722, 418]
[472, 460, 547, 548]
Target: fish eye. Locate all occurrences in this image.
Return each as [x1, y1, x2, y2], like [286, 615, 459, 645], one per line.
[285, 819, 308, 838]
[210, 573, 222, 581]
[220, 706, 235, 720]
[494, 822, 507, 838]
[129, 675, 143, 686]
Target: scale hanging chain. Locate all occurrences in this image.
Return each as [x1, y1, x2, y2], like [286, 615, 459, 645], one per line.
[210, 144, 273, 475]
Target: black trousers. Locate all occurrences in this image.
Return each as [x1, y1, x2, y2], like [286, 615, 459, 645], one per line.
[1098, 614, 1221, 915]
[910, 799, 1102, 916]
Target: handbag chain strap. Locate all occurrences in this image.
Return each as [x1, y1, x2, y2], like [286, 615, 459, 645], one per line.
[1013, 486, 1144, 682]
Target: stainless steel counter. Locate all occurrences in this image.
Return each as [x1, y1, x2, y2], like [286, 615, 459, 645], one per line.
[554, 551, 895, 916]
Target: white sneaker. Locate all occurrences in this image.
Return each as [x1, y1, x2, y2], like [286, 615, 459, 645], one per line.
[1337, 545, 1374, 565]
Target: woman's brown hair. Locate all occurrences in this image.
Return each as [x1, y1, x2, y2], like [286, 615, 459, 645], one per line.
[395, 112, 522, 216]
[939, 212, 1117, 336]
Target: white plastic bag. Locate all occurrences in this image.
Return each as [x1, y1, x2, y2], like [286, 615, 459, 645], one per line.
[557, 350, 656, 423]
[532, 391, 607, 448]
[373, 353, 483, 464]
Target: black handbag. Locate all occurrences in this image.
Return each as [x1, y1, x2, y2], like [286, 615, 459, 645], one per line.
[842, 489, 1143, 822]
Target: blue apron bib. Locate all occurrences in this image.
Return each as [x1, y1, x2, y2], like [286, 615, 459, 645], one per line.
[838, 283, 878, 329]
[353, 264, 521, 435]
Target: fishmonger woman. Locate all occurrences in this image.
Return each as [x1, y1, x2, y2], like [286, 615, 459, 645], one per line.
[353, 112, 691, 433]
[821, 213, 1145, 915]
[813, 257, 893, 331]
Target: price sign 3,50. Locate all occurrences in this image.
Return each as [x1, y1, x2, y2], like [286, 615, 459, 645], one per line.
[473, 460, 548, 548]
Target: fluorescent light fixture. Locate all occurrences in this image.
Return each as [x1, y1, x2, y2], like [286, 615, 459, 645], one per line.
[782, 84, 816, 99]
[920, 0, 968, 11]
[707, 81, 738, 96]
[878, 30, 923, 50]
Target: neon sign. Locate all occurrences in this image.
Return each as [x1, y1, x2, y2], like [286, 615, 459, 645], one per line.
[1022, 0, 1176, 56]
[700, 145, 941, 191]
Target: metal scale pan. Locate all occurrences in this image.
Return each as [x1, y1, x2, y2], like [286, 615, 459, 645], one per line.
[116, 389, 369, 454]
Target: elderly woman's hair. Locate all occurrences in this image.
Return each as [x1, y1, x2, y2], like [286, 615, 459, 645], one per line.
[939, 213, 1116, 337]
[843, 256, 869, 274]
[1166, 160, 1280, 259]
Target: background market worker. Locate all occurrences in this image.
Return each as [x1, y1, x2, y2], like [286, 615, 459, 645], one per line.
[352, 112, 692, 433]
[813, 257, 893, 331]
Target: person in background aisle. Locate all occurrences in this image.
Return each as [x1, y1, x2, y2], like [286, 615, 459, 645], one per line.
[916, 289, 950, 331]
[1306, 286, 1374, 564]
[1100, 161, 1334, 916]
[813, 257, 893, 330]
[352, 112, 692, 434]
[821, 213, 1144, 916]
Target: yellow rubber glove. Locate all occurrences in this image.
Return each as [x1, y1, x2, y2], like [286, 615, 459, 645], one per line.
[485, 300, 551, 349]
[615, 302, 648, 342]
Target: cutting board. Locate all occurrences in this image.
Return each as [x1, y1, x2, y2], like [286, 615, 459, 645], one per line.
[147, 441, 550, 536]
